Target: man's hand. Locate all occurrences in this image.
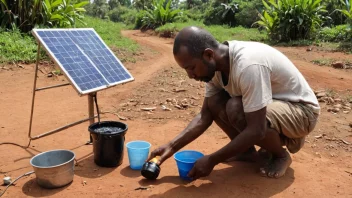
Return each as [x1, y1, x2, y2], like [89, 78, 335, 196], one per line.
[147, 143, 174, 165]
[187, 155, 216, 180]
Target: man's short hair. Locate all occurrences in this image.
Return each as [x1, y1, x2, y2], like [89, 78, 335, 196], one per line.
[173, 27, 219, 58]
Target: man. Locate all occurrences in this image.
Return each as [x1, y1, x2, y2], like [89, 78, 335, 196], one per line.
[147, 26, 320, 179]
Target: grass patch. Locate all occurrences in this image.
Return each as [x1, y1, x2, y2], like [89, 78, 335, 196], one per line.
[311, 58, 352, 66]
[155, 21, 268, 42]
[0, 30, 39, 65]
[311, 58, 335, 66]
[0, 16, 140, 65]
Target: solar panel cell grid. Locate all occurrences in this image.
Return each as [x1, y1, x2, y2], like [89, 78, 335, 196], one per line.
[32, 28, 134, 94]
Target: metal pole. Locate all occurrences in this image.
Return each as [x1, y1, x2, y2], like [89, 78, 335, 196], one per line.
[28, 43, 41, 139]
[87, 93, 96, 143]
[30, 116, 98, 140]
[36, 83, 70, 91]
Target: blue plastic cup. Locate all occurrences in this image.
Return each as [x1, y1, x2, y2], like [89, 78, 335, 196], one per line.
[126, 140, 151, 170]
[174, 150, 204, 180]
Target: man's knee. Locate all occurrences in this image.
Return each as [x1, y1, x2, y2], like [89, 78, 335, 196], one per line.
[226, 97, 246, 131]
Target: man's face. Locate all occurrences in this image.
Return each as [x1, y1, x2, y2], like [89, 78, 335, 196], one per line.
[174, 46, 216, 83]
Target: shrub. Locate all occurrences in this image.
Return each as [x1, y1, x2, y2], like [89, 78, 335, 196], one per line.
[336, 0, 352, 31]
[141, 0, 182, 29]
[317, 24, 349, 42]
[233, 0, 264, 28]
[0, 0, 88, 33]
[323, 0, 346, 26]
[108, 6, 137, 25]
[255, 0, 328, 41]
[203, 1, 238, 27]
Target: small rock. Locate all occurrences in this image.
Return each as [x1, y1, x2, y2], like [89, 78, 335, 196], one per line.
[334, 98, 342, 103]
[166, 98, 172, 102]
[174, 105, 182, 109]
[349, 123, 352, 128]
[327, 97, 335, 104]
[161, 105, 172, 111]
[318, 98, 326, 102]
[343, 111, 350, 114]
[120, 103, 128, 107]
[332, 62, 345, 69]
[334, 104, 342, 108]
[47, 73, 53, 77]
[120, 184, 124, 187]
[332, 108, 340, 113]
[316, 92, 327, 98]
[343, 106, 351, 110]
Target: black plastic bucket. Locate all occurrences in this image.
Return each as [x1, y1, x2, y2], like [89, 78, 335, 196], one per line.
[88, 121, 128, 167]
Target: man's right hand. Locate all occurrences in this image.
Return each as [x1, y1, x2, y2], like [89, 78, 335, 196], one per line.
[147, 143, 175, 165]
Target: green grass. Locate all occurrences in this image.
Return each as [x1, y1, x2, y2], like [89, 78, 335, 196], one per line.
[0, 30, 39, 64]
[311, 58, 335, 66]
[0, 16, 140, 65]
[155, 21, 268, 42]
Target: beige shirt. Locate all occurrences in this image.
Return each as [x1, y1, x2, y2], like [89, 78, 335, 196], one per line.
[205, 40, 320, 114]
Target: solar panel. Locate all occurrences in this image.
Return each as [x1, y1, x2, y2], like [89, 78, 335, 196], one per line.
[32, 28, 134, 95]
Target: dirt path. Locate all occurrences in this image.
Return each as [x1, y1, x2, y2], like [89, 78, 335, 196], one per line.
[0, 30, 351, 197]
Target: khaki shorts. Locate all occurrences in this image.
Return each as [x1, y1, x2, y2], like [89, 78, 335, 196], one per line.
[266, 100, 319, 154]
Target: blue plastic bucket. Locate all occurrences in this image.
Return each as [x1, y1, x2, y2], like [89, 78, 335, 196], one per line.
[174, 150, 204, 180]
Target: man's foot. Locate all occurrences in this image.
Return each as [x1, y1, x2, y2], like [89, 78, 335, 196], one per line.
[260, 150, 292, 178]
[224, 147, 258, 163]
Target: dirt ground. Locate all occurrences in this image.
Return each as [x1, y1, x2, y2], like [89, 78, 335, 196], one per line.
[0, 30, 352, 198]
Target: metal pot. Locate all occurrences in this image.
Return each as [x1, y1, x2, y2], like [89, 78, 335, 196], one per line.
[30, 149, 75, 189]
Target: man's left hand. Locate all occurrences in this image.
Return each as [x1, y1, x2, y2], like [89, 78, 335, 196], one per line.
[188, 155, 216, 180]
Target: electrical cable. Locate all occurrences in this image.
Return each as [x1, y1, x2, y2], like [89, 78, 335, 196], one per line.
[0, 171, 34, 197]
[94, 93, 100, 123]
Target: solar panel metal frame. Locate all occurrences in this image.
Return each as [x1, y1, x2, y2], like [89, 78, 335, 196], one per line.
[31, 28, 134, 96]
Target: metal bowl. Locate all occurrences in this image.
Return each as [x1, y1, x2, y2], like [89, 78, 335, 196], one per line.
[30, 149, 75, 189]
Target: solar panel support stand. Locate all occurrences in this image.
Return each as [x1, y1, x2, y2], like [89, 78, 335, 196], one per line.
[28, 43, 97, 143]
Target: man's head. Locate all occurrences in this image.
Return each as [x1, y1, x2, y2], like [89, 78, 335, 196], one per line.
[173, 26, 219, 82]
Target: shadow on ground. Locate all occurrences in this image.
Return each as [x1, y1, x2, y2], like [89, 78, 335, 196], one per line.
[139, 162, 295, 198]
[74, 154, 116, 179]
[22, 178, 71, 197]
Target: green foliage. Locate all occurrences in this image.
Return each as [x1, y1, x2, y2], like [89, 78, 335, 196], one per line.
[336, 0, 352, 29]
[182, 8, 204, 21]
[141, 0, 182, 29]
[133, 0, 153, 10]
[42, 0, 89, 28]
[155, 20, 268, 42]
[84, 0, 109, 19]
[323, 0, 345, 26]
[255, 0, 328, 41]
[233, 0, 264, 28]
[203, 1, 238, 27]
[0, 0, 88, 32]
[0, 29, 42, 64]
[108, 6, 137, 26]
[317, 24, 349, 42]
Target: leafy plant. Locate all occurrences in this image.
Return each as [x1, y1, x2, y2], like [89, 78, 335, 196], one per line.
[233, 0, 264, 28]
[0, 0, 88, 32]
[255, 0, 328, 41]
[203, 1, 238, 27]
[336, 0, 352, 33]
[43, 0, 89, 28]
[141, 0, 182, 29]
